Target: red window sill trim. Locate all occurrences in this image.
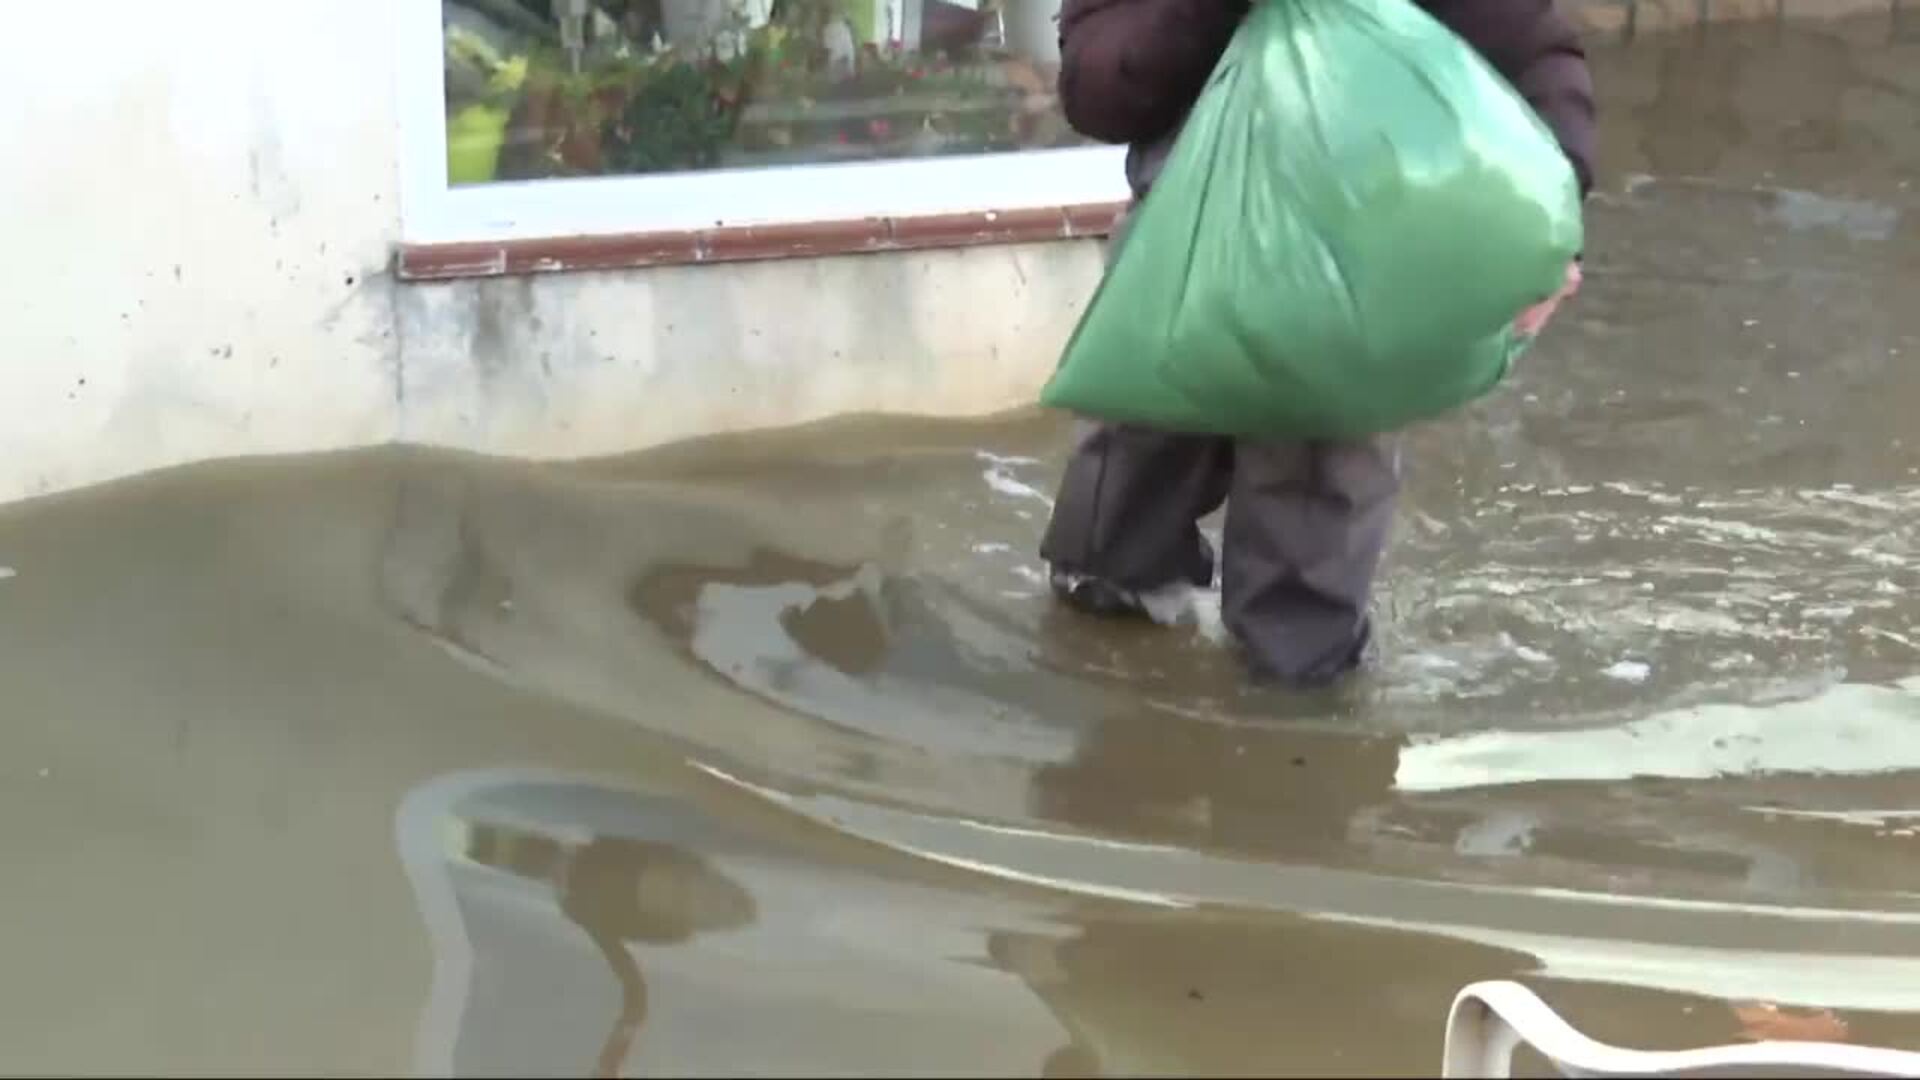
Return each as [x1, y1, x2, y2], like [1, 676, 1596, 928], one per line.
[395, 202, 1127, 282]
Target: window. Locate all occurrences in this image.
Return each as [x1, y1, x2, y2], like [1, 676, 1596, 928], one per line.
[402, 0, 1126, 244]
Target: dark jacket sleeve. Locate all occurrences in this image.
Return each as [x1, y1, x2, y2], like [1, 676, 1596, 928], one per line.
[1424, 0, 1598, 196]
[1056, 0, 1250, 146]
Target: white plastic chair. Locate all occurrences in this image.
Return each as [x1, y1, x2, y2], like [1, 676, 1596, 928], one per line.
[1442, 980, 1920, 1078]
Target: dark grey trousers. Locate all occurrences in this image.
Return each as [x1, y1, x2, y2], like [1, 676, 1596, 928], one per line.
[1039, 423, 1400, 685]
[1039, 193, 1402, 685]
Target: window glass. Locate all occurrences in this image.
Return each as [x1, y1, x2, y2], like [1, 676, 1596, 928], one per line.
[443, 0, 1081, 186]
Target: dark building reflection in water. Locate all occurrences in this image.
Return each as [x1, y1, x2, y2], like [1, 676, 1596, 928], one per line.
[397, 774, 759, 1077]
[460, 822, 756, 1075]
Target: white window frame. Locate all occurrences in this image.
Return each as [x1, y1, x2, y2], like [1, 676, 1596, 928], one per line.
[397, 0, 1128, 245]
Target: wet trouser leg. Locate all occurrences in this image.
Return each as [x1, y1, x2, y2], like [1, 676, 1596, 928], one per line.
[1220, 435, 1401, 685]
[1039, 422, 1231, 591]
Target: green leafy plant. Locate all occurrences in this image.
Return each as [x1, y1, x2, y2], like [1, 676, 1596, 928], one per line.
[601, 50, 755, 172]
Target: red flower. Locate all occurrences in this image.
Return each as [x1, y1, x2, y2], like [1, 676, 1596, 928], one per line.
[868, 118, 891, 140]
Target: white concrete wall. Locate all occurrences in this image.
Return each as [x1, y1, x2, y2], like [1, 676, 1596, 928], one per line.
[0, 0, 1105, 506]
[1, 0, 405, 502]
[391, 244, 1100, 459]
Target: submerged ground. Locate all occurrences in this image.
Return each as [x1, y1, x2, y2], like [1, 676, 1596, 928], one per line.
[5, 13, 1920, 1077]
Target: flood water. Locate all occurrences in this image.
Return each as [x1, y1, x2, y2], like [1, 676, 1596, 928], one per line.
[8, 14, 1920, 1078]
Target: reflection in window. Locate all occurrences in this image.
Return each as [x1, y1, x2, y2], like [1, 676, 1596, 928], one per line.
[443, 0, 1080, 185]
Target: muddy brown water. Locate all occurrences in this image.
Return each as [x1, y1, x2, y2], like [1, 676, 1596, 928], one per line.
[8, 15, 1920, 1078]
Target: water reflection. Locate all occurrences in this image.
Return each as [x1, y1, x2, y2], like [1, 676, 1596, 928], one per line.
[396, 770, 1076, 1076]
[463, 824, 756, 1075]
[398, 772, 759, 1077]
[1027, 699, 1404, 866]
[630, 550, 1095, 768]
[986, 908, 1537, 1077]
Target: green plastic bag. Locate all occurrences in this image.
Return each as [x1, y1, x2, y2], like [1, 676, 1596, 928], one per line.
[1040, 0, 1585, 439]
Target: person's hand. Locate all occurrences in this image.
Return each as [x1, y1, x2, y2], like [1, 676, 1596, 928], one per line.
[1513, 260, 1583, 338]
